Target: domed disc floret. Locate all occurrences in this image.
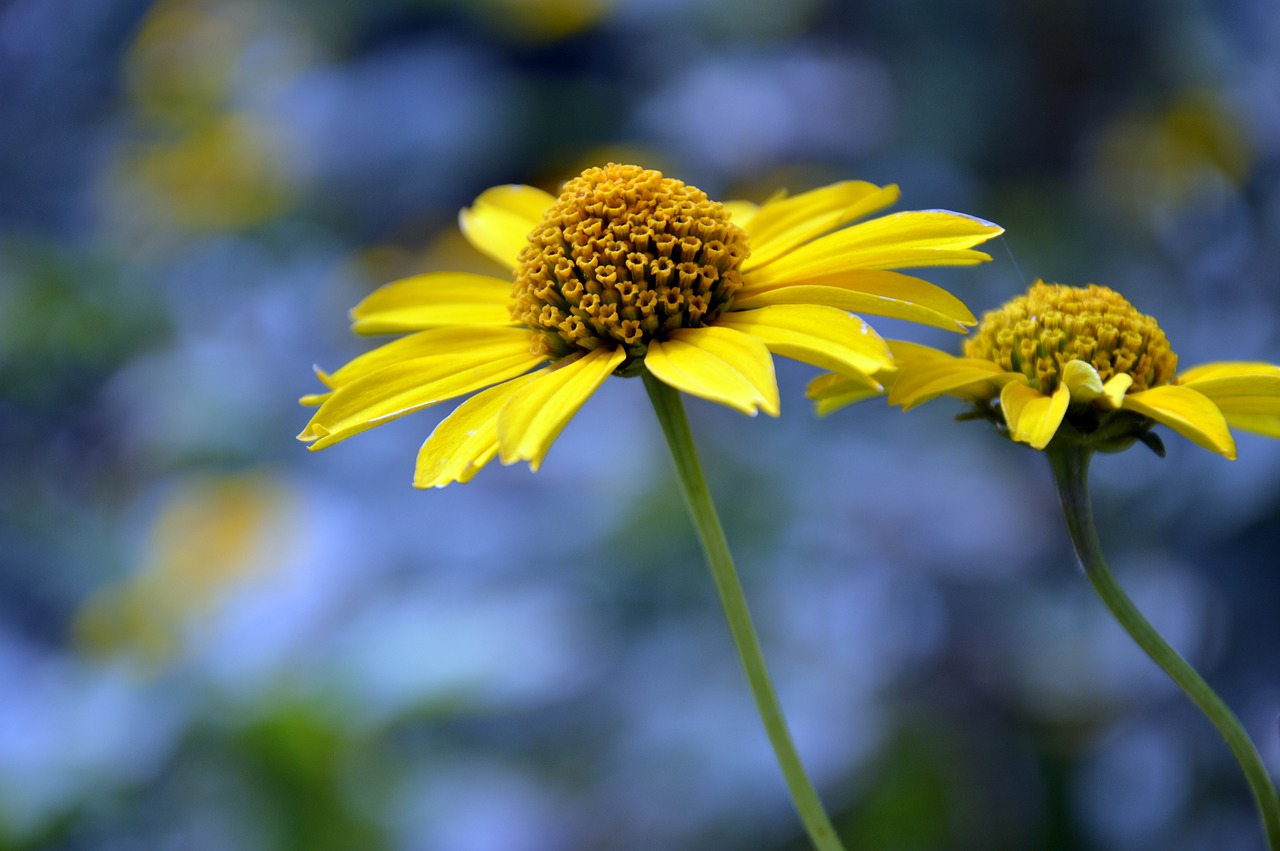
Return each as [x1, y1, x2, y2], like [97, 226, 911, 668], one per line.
[964, 282, 1178, 394]
[512, 164, 750, 369]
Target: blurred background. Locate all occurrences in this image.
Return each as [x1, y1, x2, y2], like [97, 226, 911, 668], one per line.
[2, 0, 1279, 848]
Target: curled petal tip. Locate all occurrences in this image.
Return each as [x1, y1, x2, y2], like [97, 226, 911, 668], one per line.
[312, 365, 335, 387]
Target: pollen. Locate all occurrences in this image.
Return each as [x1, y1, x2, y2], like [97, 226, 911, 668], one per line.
[964, 281, 1178, 393]
[512, 163, 750, 365]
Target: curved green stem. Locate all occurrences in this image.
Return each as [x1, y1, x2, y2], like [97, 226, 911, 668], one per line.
[1048, 445, 1280, 850]
[643, 373, 846, 851]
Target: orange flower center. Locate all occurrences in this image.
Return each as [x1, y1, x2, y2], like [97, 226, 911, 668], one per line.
[511, 163, 750, 364]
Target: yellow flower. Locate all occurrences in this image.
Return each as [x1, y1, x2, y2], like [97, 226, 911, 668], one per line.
[299, 163, 1003, 486]
[810, 280, 1280, 459]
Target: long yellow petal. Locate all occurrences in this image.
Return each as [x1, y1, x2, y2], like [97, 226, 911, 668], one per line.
[806, 372, 886, 416]
[888, 357, 1009, 409]
[644, 326, 780, 417]
[1001, 382, 1069, 449]
[350, 273, 515, 334]
[414, 372, 540, 488]
[804, 339, 952, 416]
[497, 345, 626, 470]
[326, 326, 536, 388]
[884, 339, 955, 367]
[1177, 363, 1280, 415]
[744, 210, 1004, 288]
[458, 184, 555, 271]
[1192, 396, 1280, 415]
[299, 349, 546, 450]
[741, 182, 900, 271]
[1222, 413, 1280, 439]
[717, 304, 893, 376]
[1176, 361, 1280, 383]
[736, 270, 977, 331]
[299, 392, 330, 407]
[1123, 385, 1236, 458]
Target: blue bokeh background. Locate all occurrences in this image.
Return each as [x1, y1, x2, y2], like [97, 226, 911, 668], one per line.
[2, 0, 1279, 848]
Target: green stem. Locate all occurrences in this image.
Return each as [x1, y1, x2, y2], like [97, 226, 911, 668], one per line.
[1048, 445, 1280, 850]
[643, 372, 846, 851]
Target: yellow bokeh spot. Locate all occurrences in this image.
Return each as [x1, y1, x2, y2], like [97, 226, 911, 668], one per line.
[75, 472, 297, 669]
[120, 115, 296, 230]
[1089, 91, 1253, 224]
[462, 0, 614, 42]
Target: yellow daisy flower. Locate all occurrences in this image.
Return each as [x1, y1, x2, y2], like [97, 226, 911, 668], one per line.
[299, 163, 1003, 486]
[810, 280, 1280, 458]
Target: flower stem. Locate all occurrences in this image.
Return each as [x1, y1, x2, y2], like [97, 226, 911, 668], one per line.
[643, 372, 846, 851]
[1048, 445, 1280, 850]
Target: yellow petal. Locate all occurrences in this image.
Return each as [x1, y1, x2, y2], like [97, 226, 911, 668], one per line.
[299, 349, 546, 450]
[744, 210, 1004, 288]
[721, 200, 760, 229]
[884, 339, 956, 367]
[1176, 361, 1280, 384]
[1187, 396, 1280, 415]
[644, 326, 780, 417]
[869, 340, 957, 397]
[742, 182, 900, 270]
[299, 366, 336, 407]
[302, 328, 533, 416]
[998, 382, 1038, 434]
[735, 270, 977, 332]
[497, 345, 626, 470]
[1000, 382, 1069, 449]
[1222, 412, 1280, 439]
[414, 372, 540, 488]
[804, 336, 945, 416]
[1023, 383, 1070, 449]
[350, 273, 515, 334]
[1123, 385, 1237, 459]
[716, 304, 893, 377]
[1100, 373, 1132, 409]
[806, 372, 885, 416]
[1177, 362, 1280, 415]
[327, 326, 536, 388]
[1063, 360, 1104, 403]
[458, 184, 555, 271]
[299, 392, 330, 407]
[888, 356, 1009, 409]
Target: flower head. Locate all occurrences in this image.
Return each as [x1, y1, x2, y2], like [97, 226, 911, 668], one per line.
[300, 163, 1003, 486]
[810, 280, 1280, 459]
